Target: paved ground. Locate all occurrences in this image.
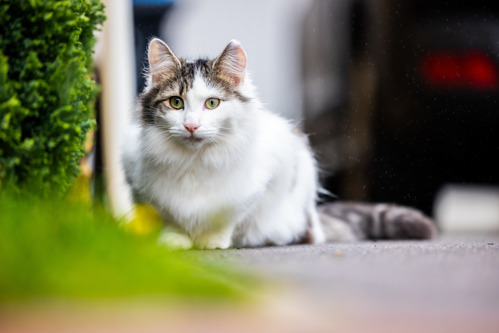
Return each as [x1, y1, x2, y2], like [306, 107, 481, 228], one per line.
[195, 235, 499, 332]
[2, 234, 498, 333]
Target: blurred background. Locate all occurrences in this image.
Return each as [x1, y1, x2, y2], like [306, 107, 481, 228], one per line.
[97, 0, 499, 233]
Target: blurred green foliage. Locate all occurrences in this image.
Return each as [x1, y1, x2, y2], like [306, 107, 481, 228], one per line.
[0, 193, 249, 301]
[0, 0, 105, 196]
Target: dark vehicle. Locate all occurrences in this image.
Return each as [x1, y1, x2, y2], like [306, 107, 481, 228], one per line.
[305, 0, 499, 215]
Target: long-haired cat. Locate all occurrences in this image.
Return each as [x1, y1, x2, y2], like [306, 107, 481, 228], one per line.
[123, 38, 436, 249]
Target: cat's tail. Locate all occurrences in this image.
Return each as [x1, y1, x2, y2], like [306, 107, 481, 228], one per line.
[318, 202, 437, 242]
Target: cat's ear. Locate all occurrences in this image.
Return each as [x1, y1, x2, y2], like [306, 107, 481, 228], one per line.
[148, 38, 181, 85]
[213, 40, 247, 88]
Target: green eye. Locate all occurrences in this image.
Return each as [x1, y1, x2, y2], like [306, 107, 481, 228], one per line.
[168, 96, 184, 110]
[205, 98, 220, 110]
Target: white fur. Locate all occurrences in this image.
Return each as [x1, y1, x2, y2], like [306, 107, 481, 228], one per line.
[124, 59, 325, 250]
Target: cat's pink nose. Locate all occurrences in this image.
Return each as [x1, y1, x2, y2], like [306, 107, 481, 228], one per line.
[184, 123, 199, 134]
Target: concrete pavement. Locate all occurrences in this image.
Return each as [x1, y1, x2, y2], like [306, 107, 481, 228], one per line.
[195, 235, 499, 332]
[2, 235, 498, 333]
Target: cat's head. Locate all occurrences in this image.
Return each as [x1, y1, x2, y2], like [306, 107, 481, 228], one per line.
[139, 38, 255, 148]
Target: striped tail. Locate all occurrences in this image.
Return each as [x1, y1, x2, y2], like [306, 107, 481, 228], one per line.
[318, 202, 437, 242]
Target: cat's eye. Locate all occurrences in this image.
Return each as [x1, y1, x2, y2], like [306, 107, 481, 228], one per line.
[205, 98, 220, 110]
[167, 96, 184, 110]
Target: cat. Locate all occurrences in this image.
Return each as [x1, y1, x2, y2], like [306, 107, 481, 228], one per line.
[122, 38, 436, 249]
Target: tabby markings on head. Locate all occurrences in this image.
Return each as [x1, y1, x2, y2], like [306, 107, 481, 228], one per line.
[140, 41, 249, 125]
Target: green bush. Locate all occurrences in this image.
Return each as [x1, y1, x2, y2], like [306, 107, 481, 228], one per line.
[0, 0, 105, 196]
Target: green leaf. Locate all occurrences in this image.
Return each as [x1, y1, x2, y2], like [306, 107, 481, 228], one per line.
[0, 0, 106, 196]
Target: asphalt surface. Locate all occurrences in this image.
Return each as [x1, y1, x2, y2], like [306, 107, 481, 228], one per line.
[195, 234, 499, 333]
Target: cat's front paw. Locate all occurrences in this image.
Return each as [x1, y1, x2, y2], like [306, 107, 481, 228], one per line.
[195, 233, 232, 250]
[158, 231, 193, 250]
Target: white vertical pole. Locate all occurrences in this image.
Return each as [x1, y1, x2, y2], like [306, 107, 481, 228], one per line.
[97, 0, 135, 219]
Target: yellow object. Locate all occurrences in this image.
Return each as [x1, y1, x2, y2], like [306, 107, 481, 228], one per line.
[126, 204, 162, 235]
